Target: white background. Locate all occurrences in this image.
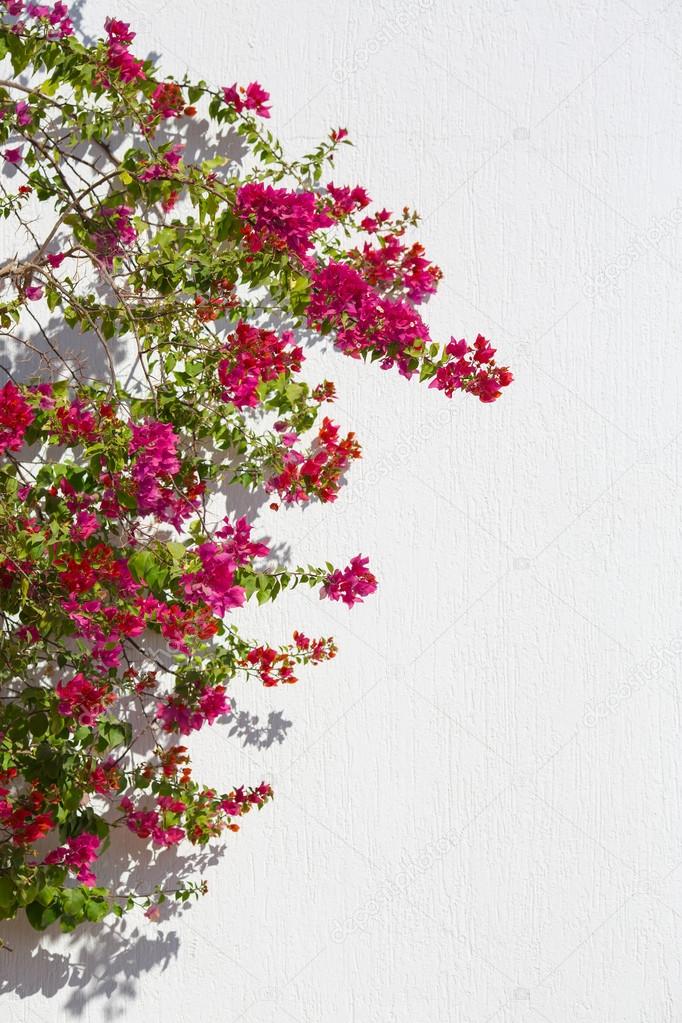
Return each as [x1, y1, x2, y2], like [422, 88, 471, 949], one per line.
[3, 0, 682, 1020]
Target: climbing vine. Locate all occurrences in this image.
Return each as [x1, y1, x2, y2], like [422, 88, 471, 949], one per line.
[0, 3, 511, 934]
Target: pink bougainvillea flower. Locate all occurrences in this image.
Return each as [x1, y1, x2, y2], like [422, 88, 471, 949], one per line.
[217, 320, 303, 408]
[138, 142, 184, 181]
[24, 285, 43, 301]
[53, 399, 97, 445]
[43, 833, 100, 886]
[70, 510, 99, 542]
[323, 555, 378, 607]
[198, 685, 230, 723]
[179, 541, 246, 617]
[127, 418, 202, 528]
[326, 182, 371, 216]
[214, 515, 270, 563]
[0, 381, 34, 455]
[3, 147, 23, 165]
[47, 1, 72, 35]
[156, 685, 230, 735]
[103, 16, 135, 44]
[244, 81, 271, 117]
[14, 100, 31, 126]
[221, 83, 240, 108]
[222, 81, 270, 118]
[235, 182, 332, 260]
[55, 672, 113, 726]
[427, 334, 513, 403]
[106, 40, 145, 83]
[120, 797, 186, 847]
[92, 204, 137, 267]
[150, 81, 184, 119]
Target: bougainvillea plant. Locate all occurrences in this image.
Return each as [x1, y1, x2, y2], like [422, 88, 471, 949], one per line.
[0, 3, 512, 937]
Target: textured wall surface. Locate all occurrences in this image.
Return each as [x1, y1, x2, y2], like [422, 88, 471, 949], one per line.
[3, 1, 682, 1020]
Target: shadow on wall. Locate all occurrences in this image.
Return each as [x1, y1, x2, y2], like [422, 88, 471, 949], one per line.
[64, 0, 100, 46]
[0, 826, 226, 1014]
[227, 697, 293, 750]
[0, 914, 181, 1018]
[0, 694, 292, 1016]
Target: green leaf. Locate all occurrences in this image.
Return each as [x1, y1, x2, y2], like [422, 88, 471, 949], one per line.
[37, 885, 58, 907]
[85, 898, 108, 922]
[62, 889, 85, 917]
[26, 900, 56, 931]
[166, 541, 187, 563]
[28, 711, 49, 737]
[0, 875, 16, 908]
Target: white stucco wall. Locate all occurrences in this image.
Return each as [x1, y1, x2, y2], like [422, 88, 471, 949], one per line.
[3, 0, 682, 1019]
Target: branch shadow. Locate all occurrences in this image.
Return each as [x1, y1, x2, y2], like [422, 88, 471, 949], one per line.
[0, 916, 180, 1019]
[0, 824, 232, 1017]
[227, 698, 293, 751]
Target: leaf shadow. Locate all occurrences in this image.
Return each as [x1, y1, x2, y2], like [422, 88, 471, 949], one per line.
[0, 825, 233, 1017]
